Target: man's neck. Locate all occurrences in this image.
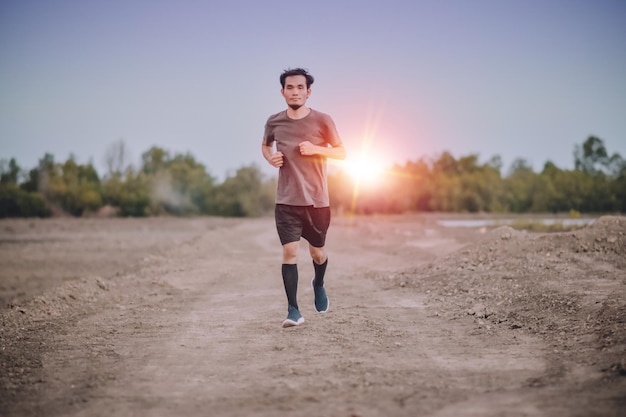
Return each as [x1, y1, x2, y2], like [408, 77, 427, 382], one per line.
[286, 106, 311, 120]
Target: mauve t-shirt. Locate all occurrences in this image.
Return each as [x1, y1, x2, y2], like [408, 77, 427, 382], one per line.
[263, 109, 342, 207]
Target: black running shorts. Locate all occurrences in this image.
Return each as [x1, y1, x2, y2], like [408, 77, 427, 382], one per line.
[275, 204, 331, 247]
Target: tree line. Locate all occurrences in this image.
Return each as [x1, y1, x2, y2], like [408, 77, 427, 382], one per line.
[0, 141, 276, 218]
[1, 136, 624, 218]
[330, 136, 625, 215]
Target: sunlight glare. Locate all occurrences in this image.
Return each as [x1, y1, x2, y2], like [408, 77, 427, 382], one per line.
[343, 153, 386, 185]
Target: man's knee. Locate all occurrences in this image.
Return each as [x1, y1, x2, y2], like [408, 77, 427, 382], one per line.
[282, 242, 299, 263]
[310, 246, 327, 265]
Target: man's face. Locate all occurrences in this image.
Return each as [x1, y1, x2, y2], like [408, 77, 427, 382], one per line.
[281, 75, 310, 110]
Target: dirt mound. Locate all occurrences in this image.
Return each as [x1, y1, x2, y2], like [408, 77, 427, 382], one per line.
[566, 215, 626, 255]
[417, 216, 625, 276]
[390, 215, 626, 386]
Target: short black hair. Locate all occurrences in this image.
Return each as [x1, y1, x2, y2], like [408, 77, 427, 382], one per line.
[280, 68, 314, 89]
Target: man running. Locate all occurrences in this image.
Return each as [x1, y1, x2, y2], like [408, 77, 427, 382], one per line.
[261, 68, 347, 327]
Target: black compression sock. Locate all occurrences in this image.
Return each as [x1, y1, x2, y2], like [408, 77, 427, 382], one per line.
[313, 259, 328, 288]
[282, 263, 299, 309]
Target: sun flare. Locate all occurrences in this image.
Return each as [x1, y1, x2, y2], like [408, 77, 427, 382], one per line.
[342, 154, 386, 185]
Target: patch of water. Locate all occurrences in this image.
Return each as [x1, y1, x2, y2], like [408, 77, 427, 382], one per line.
[437, 218, 596, 228]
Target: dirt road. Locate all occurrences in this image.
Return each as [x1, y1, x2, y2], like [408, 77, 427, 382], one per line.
[1, 214, 624, 416]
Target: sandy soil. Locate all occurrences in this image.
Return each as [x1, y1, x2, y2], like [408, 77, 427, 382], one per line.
[0, 214, 624, 417]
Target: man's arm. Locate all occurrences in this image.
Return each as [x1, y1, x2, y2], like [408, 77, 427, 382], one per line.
[298, 141, 347, 160]
[262, 143, 284, 168]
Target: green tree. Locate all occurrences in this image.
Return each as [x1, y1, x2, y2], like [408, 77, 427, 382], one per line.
[0, 158, 50, 217]
[49, 156, 102, 215]
[0, 183, 51, 218]
[613, 164, 626, 212]
[102, 169, 151, 216]
[141, 147, 170, 175]
[209, 165, 274, 217]
[20, 153, 56, 195]
[432, 151, 459, 175]
[574, 136, 615, 175]
[167, 153, 216, 214]
[0, 158, 21, 184]
[398, 158, 433, 212]
[504, 158, 538, 212]
[135, 148, 217, 215]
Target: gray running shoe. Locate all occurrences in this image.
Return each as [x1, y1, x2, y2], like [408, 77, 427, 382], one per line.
[312, 279, 330, 313]
[282, 305, 304, 327]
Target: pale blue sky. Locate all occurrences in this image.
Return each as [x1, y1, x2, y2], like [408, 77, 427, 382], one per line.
[1, 0, 625, 180]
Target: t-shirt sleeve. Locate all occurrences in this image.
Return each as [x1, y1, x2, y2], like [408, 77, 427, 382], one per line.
[323, 115, 342, 147]
[263, 122, 274, 146]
